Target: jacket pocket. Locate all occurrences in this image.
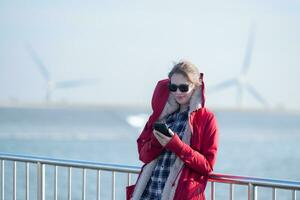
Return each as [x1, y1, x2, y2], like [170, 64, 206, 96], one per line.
[126, 184, 135, 200]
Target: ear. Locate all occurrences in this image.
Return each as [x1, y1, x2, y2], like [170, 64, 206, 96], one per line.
[199, 73, 203, 86]
[199, 79, 203, 86]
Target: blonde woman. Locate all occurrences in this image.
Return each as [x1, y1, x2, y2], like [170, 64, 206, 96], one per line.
[127, 61, 219, 200]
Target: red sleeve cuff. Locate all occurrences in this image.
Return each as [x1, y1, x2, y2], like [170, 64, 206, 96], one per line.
[165, 133, 184, 155]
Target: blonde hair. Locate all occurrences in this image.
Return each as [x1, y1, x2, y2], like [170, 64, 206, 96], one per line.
[168, 60, 201, 86]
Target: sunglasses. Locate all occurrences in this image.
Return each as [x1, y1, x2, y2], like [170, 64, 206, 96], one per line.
[168, 83, 190, 93]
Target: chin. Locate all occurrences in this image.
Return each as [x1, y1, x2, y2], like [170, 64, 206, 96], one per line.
[176, 98, 189, 105]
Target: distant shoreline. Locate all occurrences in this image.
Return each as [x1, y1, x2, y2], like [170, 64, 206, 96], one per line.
[0, 101, 299, 115]
[0, 102, 150, 111]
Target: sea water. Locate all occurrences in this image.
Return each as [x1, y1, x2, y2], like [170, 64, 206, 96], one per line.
[0, 106, 299, 199]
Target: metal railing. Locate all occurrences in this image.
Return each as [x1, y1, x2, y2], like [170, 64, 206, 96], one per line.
[0, 152, 299, 200]
[209, 173, 300, 200]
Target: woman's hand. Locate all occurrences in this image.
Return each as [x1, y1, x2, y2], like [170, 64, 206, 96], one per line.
[153, 129, 174, 147]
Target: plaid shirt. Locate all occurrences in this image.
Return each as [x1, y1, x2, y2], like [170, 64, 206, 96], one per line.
[140, 108, 189, 200]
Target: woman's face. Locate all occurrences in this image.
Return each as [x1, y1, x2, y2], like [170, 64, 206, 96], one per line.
[170, 73, 195, 105]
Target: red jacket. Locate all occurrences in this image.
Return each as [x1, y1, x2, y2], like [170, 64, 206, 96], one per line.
[131, 78, 218, 200]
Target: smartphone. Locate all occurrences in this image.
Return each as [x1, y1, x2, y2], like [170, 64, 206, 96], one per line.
[153, 122, 172, 137]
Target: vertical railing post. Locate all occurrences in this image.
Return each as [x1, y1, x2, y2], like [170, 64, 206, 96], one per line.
[272, 188, 276, 200]
[112, 171, 115, 200]
[1, 160, 4, 200]
[211, 182, 215, 200]
[37, 162, 45, 200]
[82, 169, 86, 200]
[127, 173, 131, 186]
[229, 184, 234, 200]
[26, 163, 30, 200]
[97, 170, 101, 200]
[68, 167, 72, 200]
[248, 183, 257, 200]
[54, 166, 58, 200]
[13, 161, 17, 200]
[292, 190, 296, 200]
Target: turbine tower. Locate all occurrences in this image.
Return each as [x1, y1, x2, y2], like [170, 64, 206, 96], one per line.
[209, 24, 269, 108]
[26, 45, 98, 103]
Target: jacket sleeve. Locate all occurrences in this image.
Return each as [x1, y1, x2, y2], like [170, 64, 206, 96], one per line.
[137, 79, 170, 164]
[137, 120, 164, 164]
[165, 113, 218, 175]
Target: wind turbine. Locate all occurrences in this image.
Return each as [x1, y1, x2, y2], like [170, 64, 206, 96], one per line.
[208, 25, 269, 108]
[26, 45, 99, 103]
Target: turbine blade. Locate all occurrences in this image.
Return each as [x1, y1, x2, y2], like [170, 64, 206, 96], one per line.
[241, 23, 256, 75]
[208, 79, 237, 94]
[245, 83, 269, 108]
[25, 44, 50, 81]
[55, 78, 99, 89]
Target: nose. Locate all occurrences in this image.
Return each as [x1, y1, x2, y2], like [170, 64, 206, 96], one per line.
[174, 90, 183, 95]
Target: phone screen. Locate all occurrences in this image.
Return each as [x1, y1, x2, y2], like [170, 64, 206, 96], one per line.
[153, 122, 172, 137]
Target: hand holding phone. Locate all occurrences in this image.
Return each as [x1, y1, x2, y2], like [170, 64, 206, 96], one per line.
[153, 122, 172, 137]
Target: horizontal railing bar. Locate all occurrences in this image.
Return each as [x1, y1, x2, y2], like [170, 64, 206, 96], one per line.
[0, 152, 140, 173]
[209, 173, 300, 190]
[1, 152, 300, 192]
[213, 180, 300, 191]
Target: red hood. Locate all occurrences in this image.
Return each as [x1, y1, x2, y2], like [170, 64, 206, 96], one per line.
[150, 73, 206, 121]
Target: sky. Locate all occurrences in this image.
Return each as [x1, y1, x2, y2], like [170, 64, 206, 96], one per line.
[0, 0, 300, 110]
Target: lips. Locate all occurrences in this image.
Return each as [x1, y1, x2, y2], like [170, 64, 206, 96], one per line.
[176, 95, 185, 100]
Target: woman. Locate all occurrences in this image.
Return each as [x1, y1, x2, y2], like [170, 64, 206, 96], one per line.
[127, 61, 218, 200]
